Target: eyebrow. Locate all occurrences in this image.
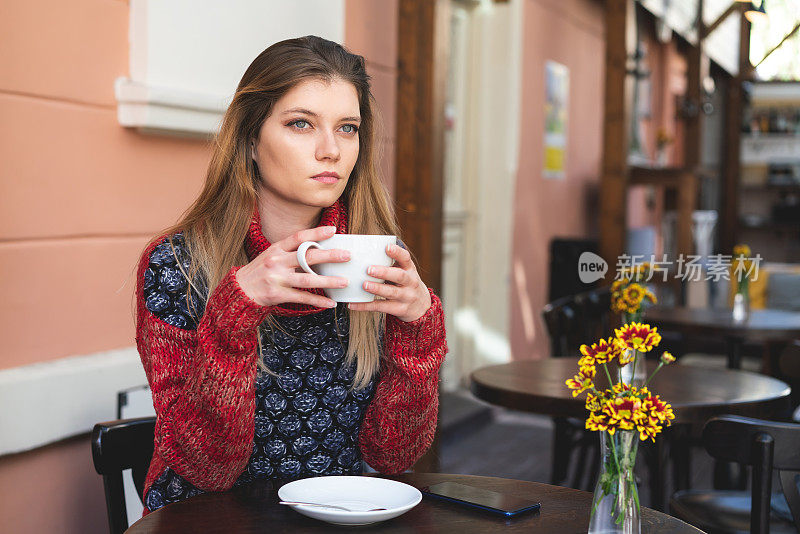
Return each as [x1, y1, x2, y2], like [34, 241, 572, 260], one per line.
[281, 107, 361, 122]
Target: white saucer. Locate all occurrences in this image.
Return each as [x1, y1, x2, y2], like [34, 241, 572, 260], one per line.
[278, 476, 422, 526]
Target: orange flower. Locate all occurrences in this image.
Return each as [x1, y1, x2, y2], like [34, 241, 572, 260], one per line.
[615, 322, 661, 353]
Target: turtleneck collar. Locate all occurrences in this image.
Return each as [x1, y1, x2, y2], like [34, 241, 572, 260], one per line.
[245, 199, 349, 261]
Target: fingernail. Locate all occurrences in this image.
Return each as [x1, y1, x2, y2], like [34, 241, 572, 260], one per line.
[367, 267, 375, 276]
[363, 282, 371, 290]
[326, 300, 337, 308]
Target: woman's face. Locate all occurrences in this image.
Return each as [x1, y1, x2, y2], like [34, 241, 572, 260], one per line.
[252, 77, 361, 212]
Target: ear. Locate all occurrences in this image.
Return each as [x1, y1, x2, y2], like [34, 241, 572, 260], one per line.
[250, 141, 256, 160]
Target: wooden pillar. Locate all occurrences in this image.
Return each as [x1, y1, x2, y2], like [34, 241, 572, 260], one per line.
[720, 5, 750, 254]
[599, 0, 633, 267]
[395, 0, 449, 473]
[395, 0, 447, 294]
[683, 0, 705, 175]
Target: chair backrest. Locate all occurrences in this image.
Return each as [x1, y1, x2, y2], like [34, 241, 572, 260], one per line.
[702, 415, 800, 534]
[92, 417, 156, 534]
[542, 286, 613, 357]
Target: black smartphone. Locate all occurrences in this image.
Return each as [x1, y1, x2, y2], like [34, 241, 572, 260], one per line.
[421, 481, 541, 517]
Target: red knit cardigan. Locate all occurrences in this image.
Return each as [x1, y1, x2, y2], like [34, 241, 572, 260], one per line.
[135, 201, 447, 506]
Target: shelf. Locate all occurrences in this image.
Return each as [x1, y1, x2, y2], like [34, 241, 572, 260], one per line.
[739, 220, 800, 232]
[741, 183, 800, 193]
[628, 166, 693, 186]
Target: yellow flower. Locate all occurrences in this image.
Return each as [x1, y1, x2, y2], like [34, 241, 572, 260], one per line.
[565, 367, 595, 397]
[612, 280, 626, 293]
[585, 391, 602, 412]
[615, 322, 662, 353]
[586, 410, 612, 433]
[660, 351, 675, 364]
[623, 283, 646, 308]
[636, 394, 675, 441]
[602, 396, 646, 434]
[580, 338, 623, 366]
[618, 347, 635, 366]
[733, 244, 751, 258]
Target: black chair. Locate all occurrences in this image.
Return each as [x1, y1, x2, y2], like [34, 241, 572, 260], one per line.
[91, 417, 156, 534]
[670, 415, 800, 534]
[542, 286, 613, 490]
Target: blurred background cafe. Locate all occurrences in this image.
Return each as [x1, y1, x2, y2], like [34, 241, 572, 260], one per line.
[2, 0, 800, 532]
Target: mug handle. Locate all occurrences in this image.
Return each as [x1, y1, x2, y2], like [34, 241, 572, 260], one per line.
[297, 241, 323, 275]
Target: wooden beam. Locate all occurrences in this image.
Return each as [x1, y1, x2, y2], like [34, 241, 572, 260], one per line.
[395, 0, 449, 474]
[599, 0, 631, 270]
[754, 21, 800, 69]
[702, 2, 738, 39]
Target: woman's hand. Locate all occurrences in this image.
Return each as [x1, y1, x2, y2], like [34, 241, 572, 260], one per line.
[348, 243, 432, 322]
[235, 226, 350, 308]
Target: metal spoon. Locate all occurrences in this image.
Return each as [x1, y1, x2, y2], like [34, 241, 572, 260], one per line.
[279, 501, 387, 512]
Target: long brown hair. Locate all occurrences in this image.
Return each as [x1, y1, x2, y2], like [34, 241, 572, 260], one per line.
[155, 36, 399, 388]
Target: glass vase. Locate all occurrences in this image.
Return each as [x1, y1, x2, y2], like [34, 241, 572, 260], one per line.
[588, 430, 641, 534]
[619, 350, 646, 386]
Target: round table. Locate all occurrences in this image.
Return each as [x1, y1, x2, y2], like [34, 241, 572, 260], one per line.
[126, 473, 702, 533]
[470, 358, 792, 425]
[644, 306, 800, 371]
[470, 359, 792, 511]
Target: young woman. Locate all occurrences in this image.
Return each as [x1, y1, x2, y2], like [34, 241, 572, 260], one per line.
[136, 36, 447, 513]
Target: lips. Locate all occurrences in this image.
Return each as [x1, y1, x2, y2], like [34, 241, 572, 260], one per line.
[311, 172, 340, 184]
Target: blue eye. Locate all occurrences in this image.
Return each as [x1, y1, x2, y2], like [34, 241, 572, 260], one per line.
[289, 120, 310, 129]
[341, 124, 359, 134]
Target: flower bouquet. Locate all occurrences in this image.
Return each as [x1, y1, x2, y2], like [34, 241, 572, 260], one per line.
[610, 263, 658, 384]
[566, 324, 676, 533]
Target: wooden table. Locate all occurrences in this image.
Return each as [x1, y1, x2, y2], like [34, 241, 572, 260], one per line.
[644, 306, 800, 371]
[470, 359, 792, 510]
[126, 473, 702, 533]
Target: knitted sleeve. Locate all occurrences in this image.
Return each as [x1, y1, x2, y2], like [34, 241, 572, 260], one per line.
[358, 288, 447, 473]
[135, 236, 271, 491]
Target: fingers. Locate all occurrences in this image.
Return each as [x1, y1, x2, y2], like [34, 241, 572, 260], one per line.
[366, 265, 410, 285]
[277, 226, 337, 252]
[288, 247, 350, 269]
[362, 280, 403, 300]
[348, 300, 401, 314]
[386, 243, 414, 270]
[286, 272, 349, 289]
[283, 288, 337, 308]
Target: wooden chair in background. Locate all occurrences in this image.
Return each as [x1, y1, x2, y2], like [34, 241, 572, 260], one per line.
[670, 415, 800, 534]
[542, 286, 613, 490]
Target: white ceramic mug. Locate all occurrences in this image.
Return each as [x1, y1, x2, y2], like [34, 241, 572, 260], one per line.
[297, 234, 397, 302]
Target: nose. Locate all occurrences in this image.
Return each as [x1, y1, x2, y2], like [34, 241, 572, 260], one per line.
[315, 130, 340, 162]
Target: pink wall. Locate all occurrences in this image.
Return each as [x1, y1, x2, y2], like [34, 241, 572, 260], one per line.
[0, 1, 398, 532]
[510, 0, 605, 360]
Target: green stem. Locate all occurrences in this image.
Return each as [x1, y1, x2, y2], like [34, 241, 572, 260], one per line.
[603, 363, 614, 388]
[629, 349, 637, 385]
[643, 362, 664, 388]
